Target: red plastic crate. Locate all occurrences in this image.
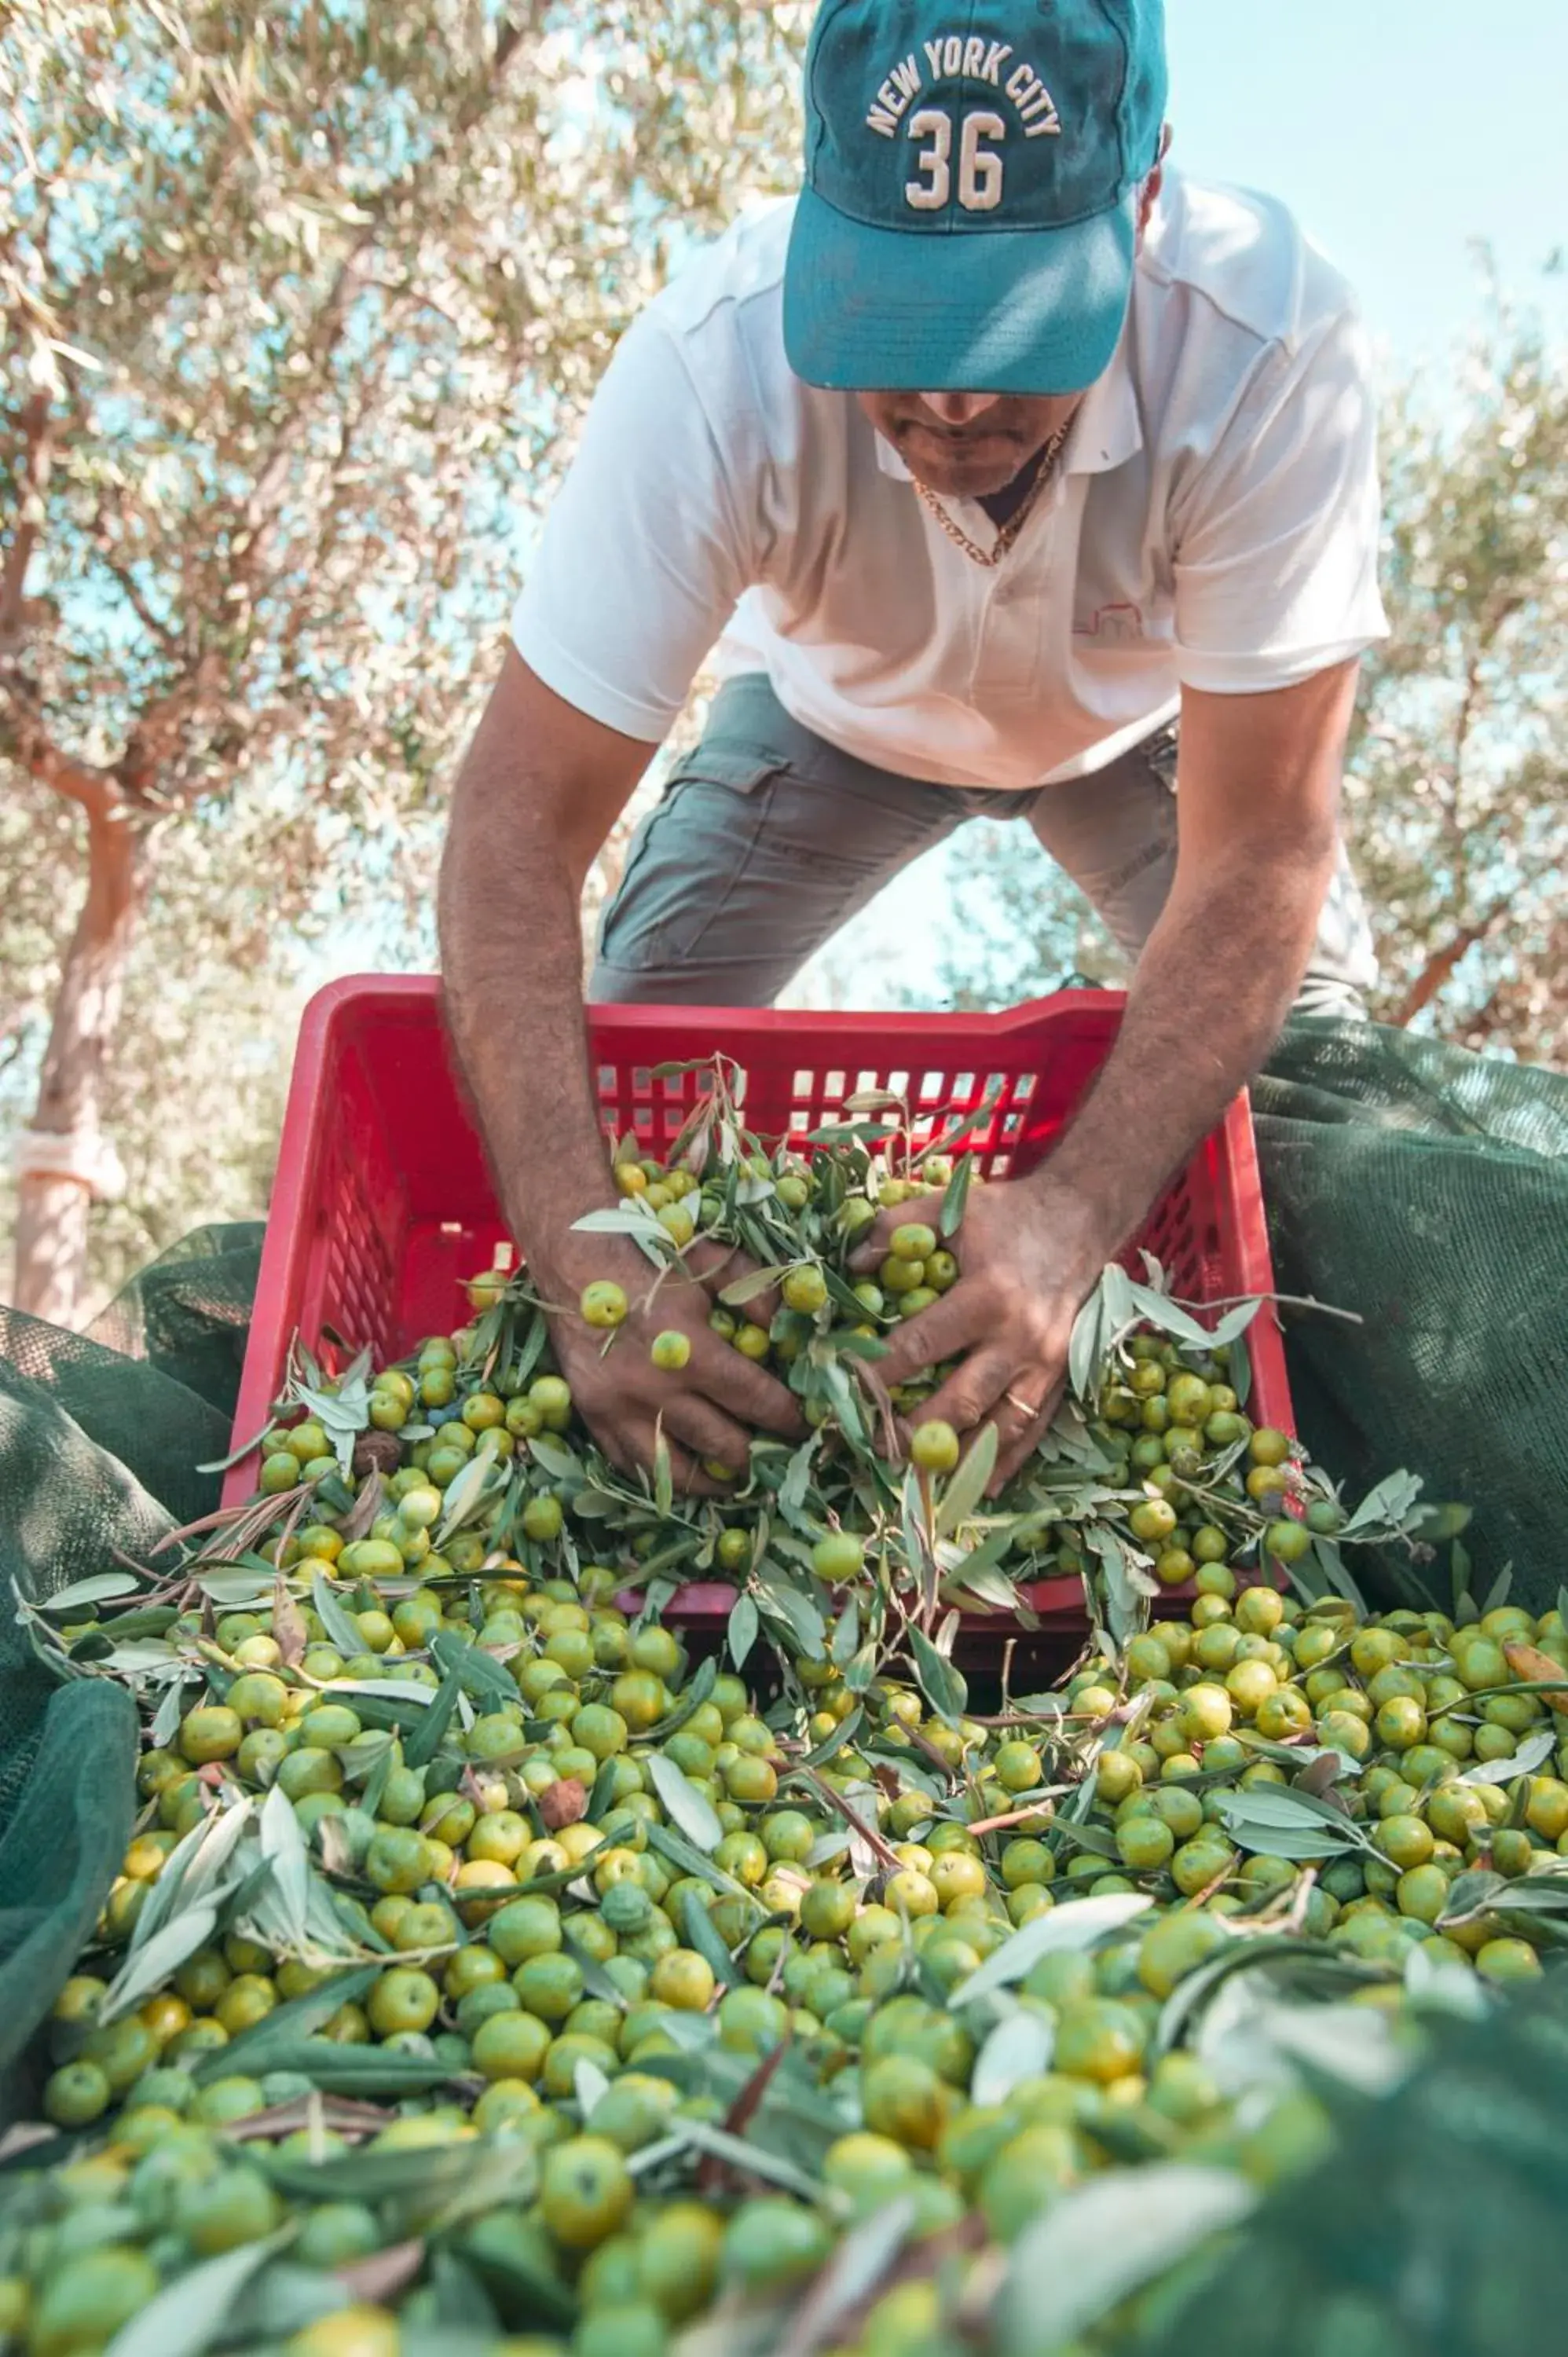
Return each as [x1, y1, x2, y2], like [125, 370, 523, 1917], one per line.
[226, 977, 1292, 1632]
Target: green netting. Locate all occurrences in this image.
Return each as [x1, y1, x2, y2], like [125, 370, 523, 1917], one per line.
[0, 1224, 263, 2108]
[1255, 1021, 1568, 1615]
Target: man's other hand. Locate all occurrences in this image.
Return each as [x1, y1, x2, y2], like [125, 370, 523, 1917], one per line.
[853, 1175, 1109, 1488]
[543, 1233, 804, 1495]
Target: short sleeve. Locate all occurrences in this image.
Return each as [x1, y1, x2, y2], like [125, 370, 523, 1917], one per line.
[1171, 309, 1388, 695]
[511, 313, 753, 743]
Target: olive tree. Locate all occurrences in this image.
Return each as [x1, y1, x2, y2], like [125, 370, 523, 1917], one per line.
[0, 0, 809, 1320]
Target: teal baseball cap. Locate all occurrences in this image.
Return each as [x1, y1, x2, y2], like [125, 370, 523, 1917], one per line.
[783, 0, 1167, 397]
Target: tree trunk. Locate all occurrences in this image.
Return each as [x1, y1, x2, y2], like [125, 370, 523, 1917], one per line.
[10, 800, 145, 1325]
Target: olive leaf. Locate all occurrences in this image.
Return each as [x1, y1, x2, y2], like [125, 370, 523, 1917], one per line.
[800, 1706, 864, 1771]
[779, 1433, 821, 1521]
[727, 1591, 760, 1670]
[939, 1152, 974, 1237]
[647, 1655, 718, 1741]
[41, 1572, 144, 1614]
[1068, 1278, 1109, 1402]
[908, 1626, 967, 1728]
[401, 1668, 464, 1769]
[104, 2229, 294, 2357]
[754, 1571, 827, 1662]
[102, 1903, 225, 2022]
[1151, 1936, 1356, 2059]
[680, 1886, 742, 1988]
[1207, 1297, 1264, 1347]
[647, 1754, 724, 1854]
[573, 2057, 613, 2121]
[1211, 1787, 1372, 1860]
[1444, 1871, 1568, 1926]
[1228, 1329, 1252, 1408]
[243, 2044, 462, 2109]
[151, 1674, 194, 1750]
[720, 1263, 794, 1306]
[295, 1366, 373, 1480]
[972, 2007, 1055, 2106]
[934, 1422, 998, 1539]
[830, 1595, 859, 1666]
[1458, 1727, 1557, 1786]
[1404, 1940, 1491, 2018]
[667, 2116, 826, 2202]
[431, 1628, 518, 1707]
[644, 1820, 754, 1901]
[436, 1453, 507, 1547]
[130, 1795, 256, 1959]
[258, 1784, 311, 1948]
[195, 1965, 383, 2080]
[1125, 1281, 1216, 1349]
[311, 1567, 365, 1660]
[196, 1570, 276, 1607]
[527, 1435, 583, 1484]
[570, 1204, 669, 1237]
[775, 2195, 918, 2357]
[948, 1894, 1153, 2009]
[457, 2231, 576, 2334]
[1339, 1468, 1425, 1541]
[996, 2165, 1255, 2355]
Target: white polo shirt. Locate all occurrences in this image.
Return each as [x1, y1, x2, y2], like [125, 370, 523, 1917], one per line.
[512, 170, 1387, 792]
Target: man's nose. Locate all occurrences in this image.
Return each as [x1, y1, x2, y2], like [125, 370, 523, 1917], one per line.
[918, 393, 1001, 426]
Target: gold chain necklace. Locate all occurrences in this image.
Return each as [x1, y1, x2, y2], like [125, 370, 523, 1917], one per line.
[912, 418, 1074, 569]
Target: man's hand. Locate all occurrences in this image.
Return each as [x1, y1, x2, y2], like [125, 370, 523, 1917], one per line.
[441, 654, 804, 1490]
[854, 1175, 1110, 1487]
[539, 1232, 803, 1495]
[849, 663, 1361, 1495]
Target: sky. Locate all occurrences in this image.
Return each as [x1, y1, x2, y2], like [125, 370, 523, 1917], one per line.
[786, 0, 1568, 1006]
[1166, 0, 1566, 365]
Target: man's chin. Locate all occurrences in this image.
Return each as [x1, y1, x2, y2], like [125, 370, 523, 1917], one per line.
[896, 438, 1029, 500]
[914, 464, 1019, 500]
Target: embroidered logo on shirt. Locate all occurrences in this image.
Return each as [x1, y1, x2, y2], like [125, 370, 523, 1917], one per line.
[1075, 603, 1145, 643]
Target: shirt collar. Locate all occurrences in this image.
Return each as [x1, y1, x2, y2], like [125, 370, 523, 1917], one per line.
[1063, 328, 1141, 475]
[870, 323, 1141, 486]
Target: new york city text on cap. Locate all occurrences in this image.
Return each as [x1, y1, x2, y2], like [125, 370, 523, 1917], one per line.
[865, 27, 1064, 145]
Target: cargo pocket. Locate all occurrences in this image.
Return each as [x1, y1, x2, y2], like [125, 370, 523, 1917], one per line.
[1141, 724, 1180, 795]
[596, 746, 786, 973]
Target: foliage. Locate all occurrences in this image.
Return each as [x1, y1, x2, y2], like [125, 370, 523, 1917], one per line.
[1349, 297, 1568, 1055]
[0, 0, 810, 1316]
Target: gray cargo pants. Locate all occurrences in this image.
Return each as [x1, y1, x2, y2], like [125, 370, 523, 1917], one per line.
[590, 673, 1378, 1017]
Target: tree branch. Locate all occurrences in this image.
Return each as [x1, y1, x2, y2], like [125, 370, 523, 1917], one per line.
[0, 385, 53, 648]
[1391, 894, 1515, 1026]
[0, 671, 119, 817]
[1439, 590, 1526, 832]
[90, 530, 182, 657]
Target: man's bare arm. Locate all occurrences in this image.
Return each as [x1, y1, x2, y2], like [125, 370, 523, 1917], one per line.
[440, 651, 643, 1263]
[866, 659, 1362, 1477]
[438, 650, 801, 1486]
[1046, 661, 1361, 1237]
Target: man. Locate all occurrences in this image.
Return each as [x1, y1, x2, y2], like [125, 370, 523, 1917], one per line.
[439, 0, 1387, 1495]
